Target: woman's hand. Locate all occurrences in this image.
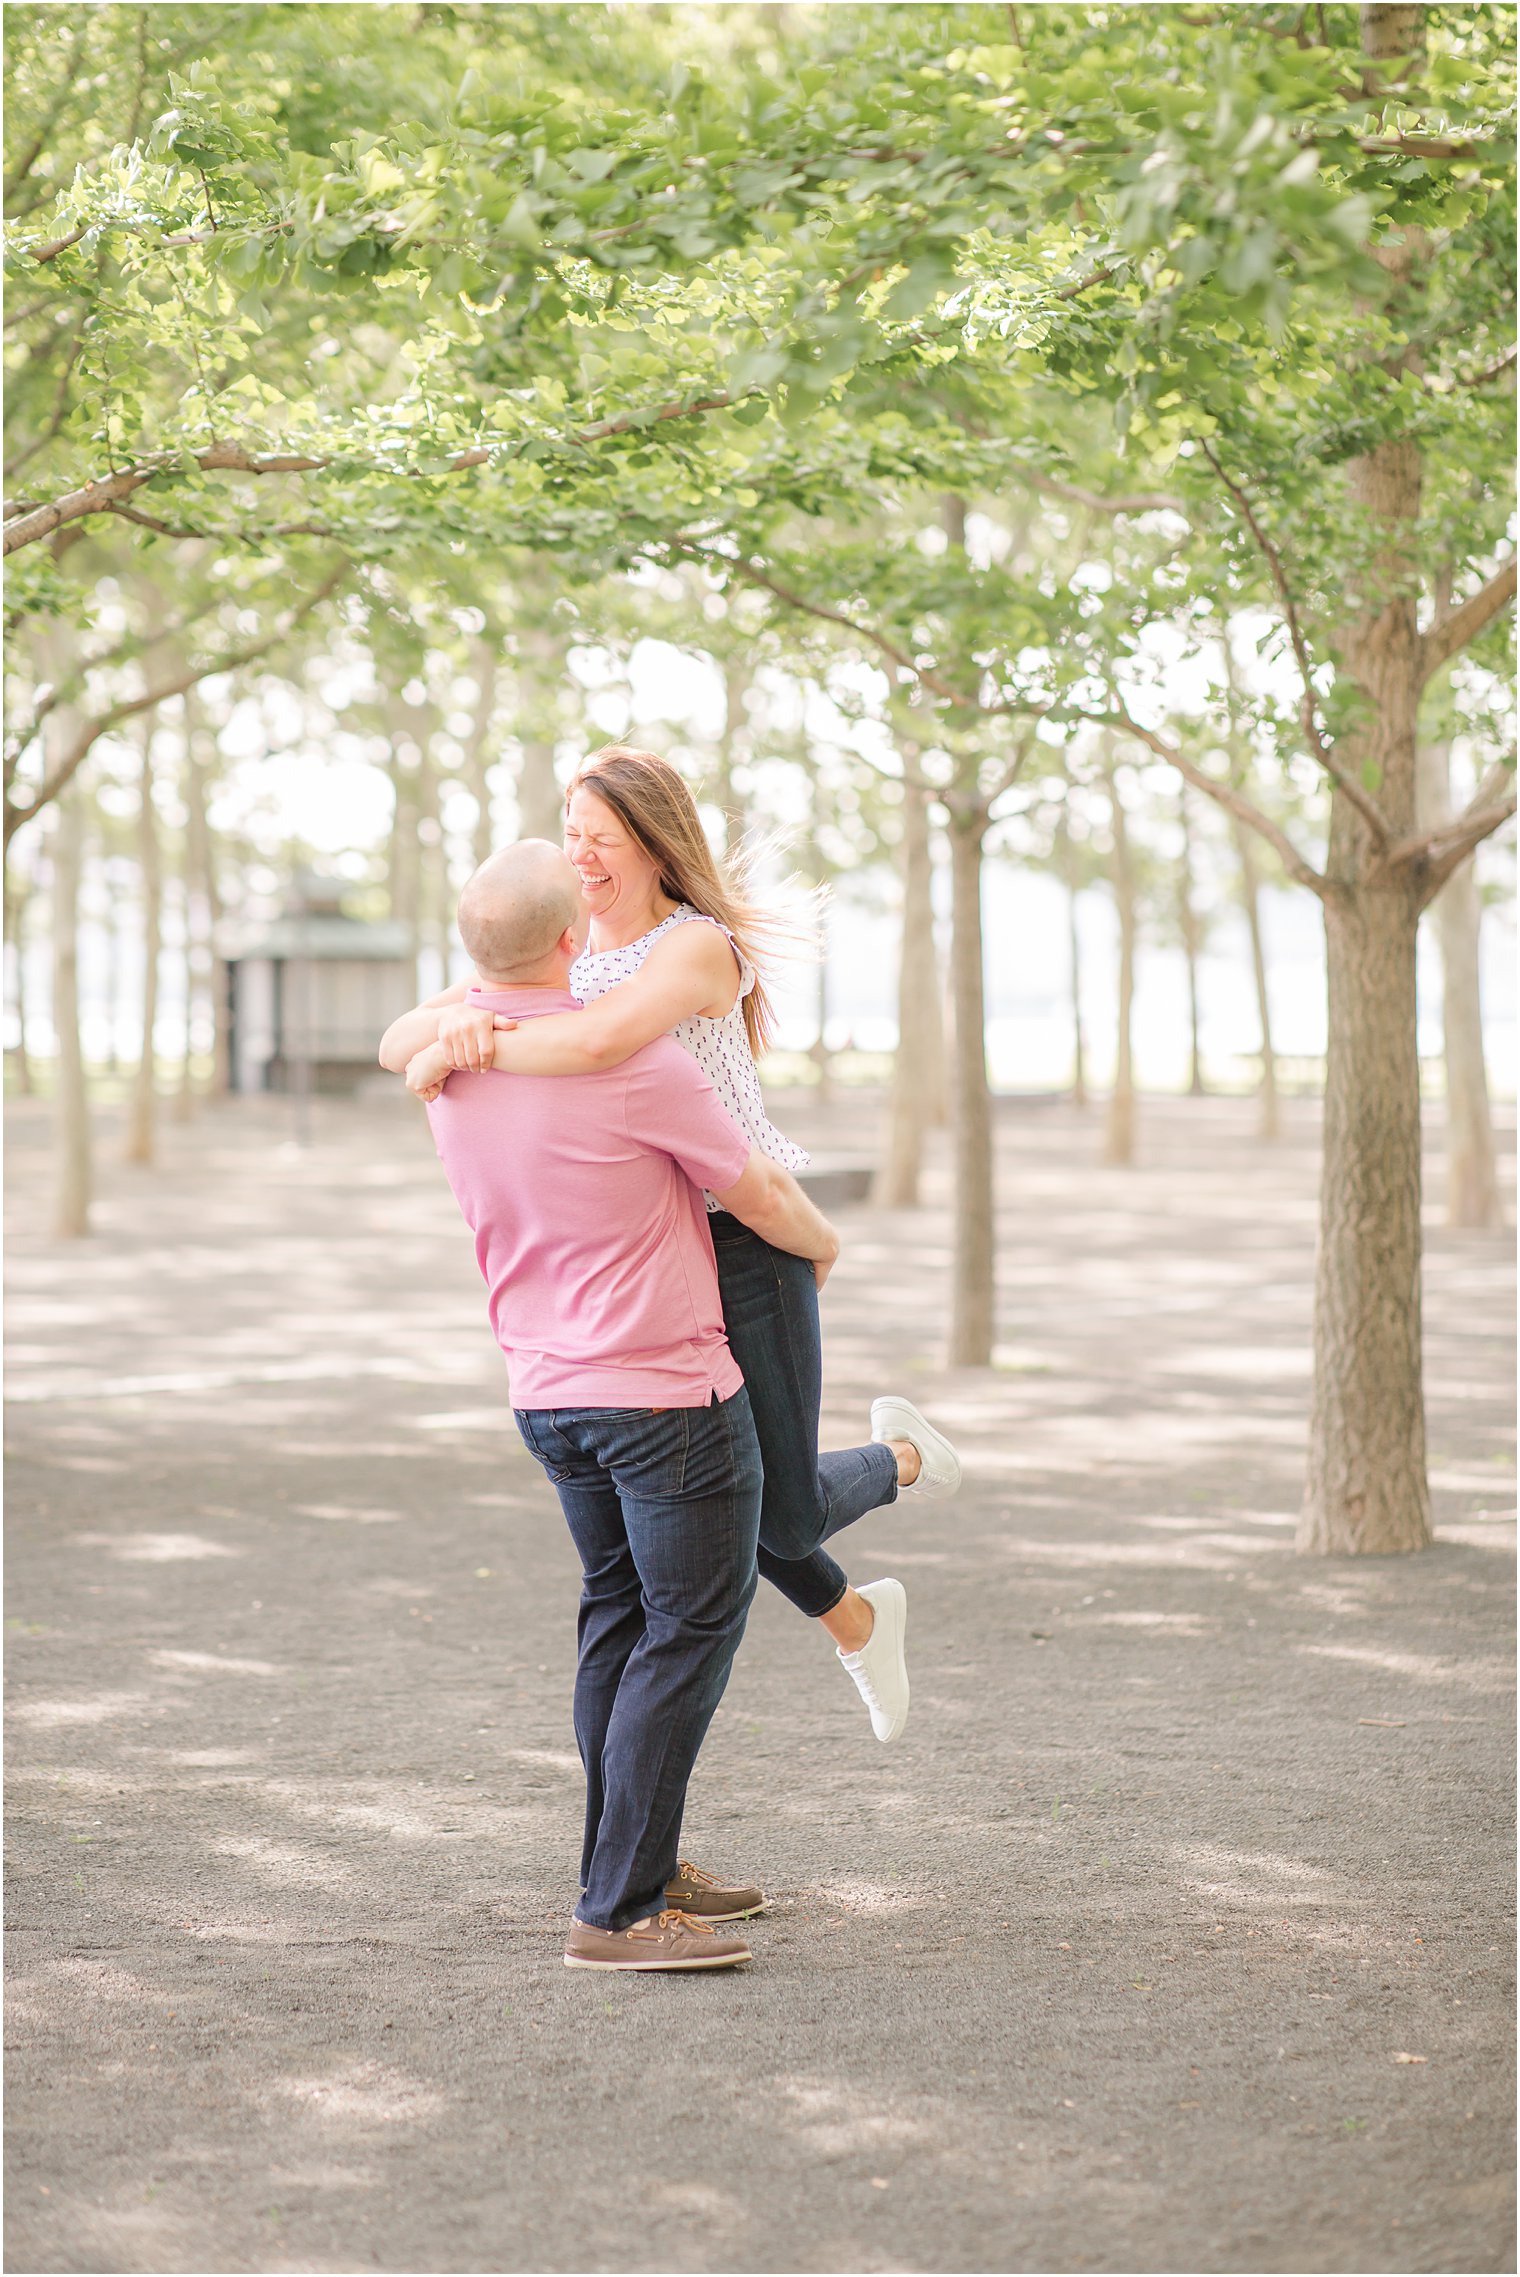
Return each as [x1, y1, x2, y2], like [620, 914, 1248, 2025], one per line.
[406, 1042, 453, 1103]
[437, 1000, 503, 1073]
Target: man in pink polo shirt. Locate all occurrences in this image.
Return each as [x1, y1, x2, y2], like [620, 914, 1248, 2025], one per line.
[419, 842, 840, 1973]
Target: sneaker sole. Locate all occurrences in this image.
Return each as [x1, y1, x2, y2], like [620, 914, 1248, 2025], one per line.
[665, 1899, 769, 1921]
[862, 1578, 909, 1742]
[563, 1950, 752, 1971]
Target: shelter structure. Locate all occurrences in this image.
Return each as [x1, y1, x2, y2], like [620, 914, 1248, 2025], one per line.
[221, 873, 414, 1095]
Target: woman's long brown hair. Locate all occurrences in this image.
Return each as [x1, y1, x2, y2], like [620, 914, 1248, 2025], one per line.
[566, 745, 787, 1057]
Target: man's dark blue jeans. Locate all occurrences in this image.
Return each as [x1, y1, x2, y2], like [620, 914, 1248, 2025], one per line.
[709, 1211, 900, 1619]
[514, 1389, 762, 1932]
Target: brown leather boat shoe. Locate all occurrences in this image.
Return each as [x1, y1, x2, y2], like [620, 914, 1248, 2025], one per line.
[664, 1859, 767, 1920]
[564, 1908, 752, 1971]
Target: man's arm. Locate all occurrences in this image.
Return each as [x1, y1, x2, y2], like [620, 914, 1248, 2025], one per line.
[710, 1150, 841, 1287]
[378, 979, 474, 1072]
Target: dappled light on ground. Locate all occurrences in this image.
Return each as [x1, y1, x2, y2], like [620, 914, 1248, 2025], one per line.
[5, 1092, 1513, 2274]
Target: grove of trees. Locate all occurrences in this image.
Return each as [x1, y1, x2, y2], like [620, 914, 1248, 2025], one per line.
[5, 1, 1514, 1557]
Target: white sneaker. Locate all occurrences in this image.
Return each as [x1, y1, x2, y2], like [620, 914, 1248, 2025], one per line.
[871, 1396, 962, 1498]
[837, 1577, 909, 1743]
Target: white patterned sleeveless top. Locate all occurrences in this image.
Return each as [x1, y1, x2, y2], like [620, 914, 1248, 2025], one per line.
[570, 906, 810, 1211]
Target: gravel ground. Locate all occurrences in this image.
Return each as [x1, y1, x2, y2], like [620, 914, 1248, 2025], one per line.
[4, 1085, 1514, 2276]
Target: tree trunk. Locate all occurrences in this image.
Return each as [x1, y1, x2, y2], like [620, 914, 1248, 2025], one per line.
[1068, 884, 1087, 1107]
[515, 623, 567, 841]
[811, 950, 833, 1101]
[169, 707, 193, 1127]
[715, 657, 753, 855]
[170, 866, 195, 1123]
[1056, 815, 1088, 1110]
[464, 640, 499, 872]
[105, 854, 128, 1077]
[947, 803, 994, 1364]
[805, 763, 835, 1100]
[1177, 787, 1205, 1095]
[124, 717, 161, 1165]
[1418, 738, 1501, 1228]
[1300, 115, 1432, 1558]
[878, 779, 944, 1205]
[51, 785, 91, 1235]
[386, 717, 424, 993]
[181, 685, 227, 1097]
[517, 733, 562, 841]
[1431, 856, 1500, 1229]
[4, 853, 33, 1094]
[1232, 819, 1280, 1139]
[415, 730, 449, 994]
[1051, 815, 1087, 1106]
[1301, 0, 1432, 1554]
[1102, 769, 1137, 1167]
[1301, 882, 1430, 1552]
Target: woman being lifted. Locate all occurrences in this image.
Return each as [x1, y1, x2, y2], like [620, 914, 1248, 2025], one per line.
[379, 745, 960, 1744]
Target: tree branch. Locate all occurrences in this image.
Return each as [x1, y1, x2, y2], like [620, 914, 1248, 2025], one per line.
[1420, 555, 1517, 681]
[1199, 438, 1393, 842]
[1388, 759, 1517, 898]
[3, 392, 744, 556]
[1053, 258, 1122, 301]
[26, 223, 89, 266]
[1456, 343, 1517, 389]
[978, 731, 1040, 816]
[104, 501, 337, 544]
[4, 562, 349, 845]
[3, 294, 64, 333]
[1355, 132, 1491, 159]
[1016, 467, 1187, 517]
[5, 592, 231, 769]
[673, 542, 983, 709]
[1414, 791, 1517, 904]
[1108, 699, 1330, 900]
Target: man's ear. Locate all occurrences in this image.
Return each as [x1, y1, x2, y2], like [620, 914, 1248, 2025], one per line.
[558, 923, 581, 958]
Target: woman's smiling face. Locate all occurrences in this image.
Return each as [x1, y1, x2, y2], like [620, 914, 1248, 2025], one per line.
[563, 785, 662, 926]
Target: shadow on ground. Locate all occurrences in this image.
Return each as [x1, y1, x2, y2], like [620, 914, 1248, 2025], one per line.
[5, 1089, 1515, 2274]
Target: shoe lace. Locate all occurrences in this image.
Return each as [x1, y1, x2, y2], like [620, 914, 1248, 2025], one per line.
[674, 1859, 718, 1888]
[656, 1908, 716, 1935]
[845, 1659, 883, 1712]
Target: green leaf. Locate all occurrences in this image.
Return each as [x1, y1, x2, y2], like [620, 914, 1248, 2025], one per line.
[1220, 227, 1278, 294]
[883, 259, 952, 321]
[567, 147, 618, 185]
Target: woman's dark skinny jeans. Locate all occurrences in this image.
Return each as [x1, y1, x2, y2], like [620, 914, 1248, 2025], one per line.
[708, 1209, 899, 1619]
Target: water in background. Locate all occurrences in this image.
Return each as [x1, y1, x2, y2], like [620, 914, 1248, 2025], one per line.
[11, 858, 1517, 1097]
[766, 862, 1518, 1096]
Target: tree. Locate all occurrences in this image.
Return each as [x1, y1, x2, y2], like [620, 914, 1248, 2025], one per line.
[877, 768, 946, 1208]
[4, 560, 348, 845]
[124, 712, 161, 1163]
[1100, 752, 1138, 1169]
[49, 784, 89, 1236]
[179, 679, 227, 1097]
[6, 3, 1513, 1547]
[1232, 816, 1282, 1142]
[1175, 786, 1206, 1098]
[1053, 806, 1090, 1111]
[4, 842, 35, 1094]
[1419, 727, 1504, 1231]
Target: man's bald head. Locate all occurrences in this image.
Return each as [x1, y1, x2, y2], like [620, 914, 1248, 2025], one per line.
[457, 841, 582, 982]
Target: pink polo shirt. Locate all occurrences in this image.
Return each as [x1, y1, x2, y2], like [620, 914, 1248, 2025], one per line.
[425, 987, 752, 1410]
